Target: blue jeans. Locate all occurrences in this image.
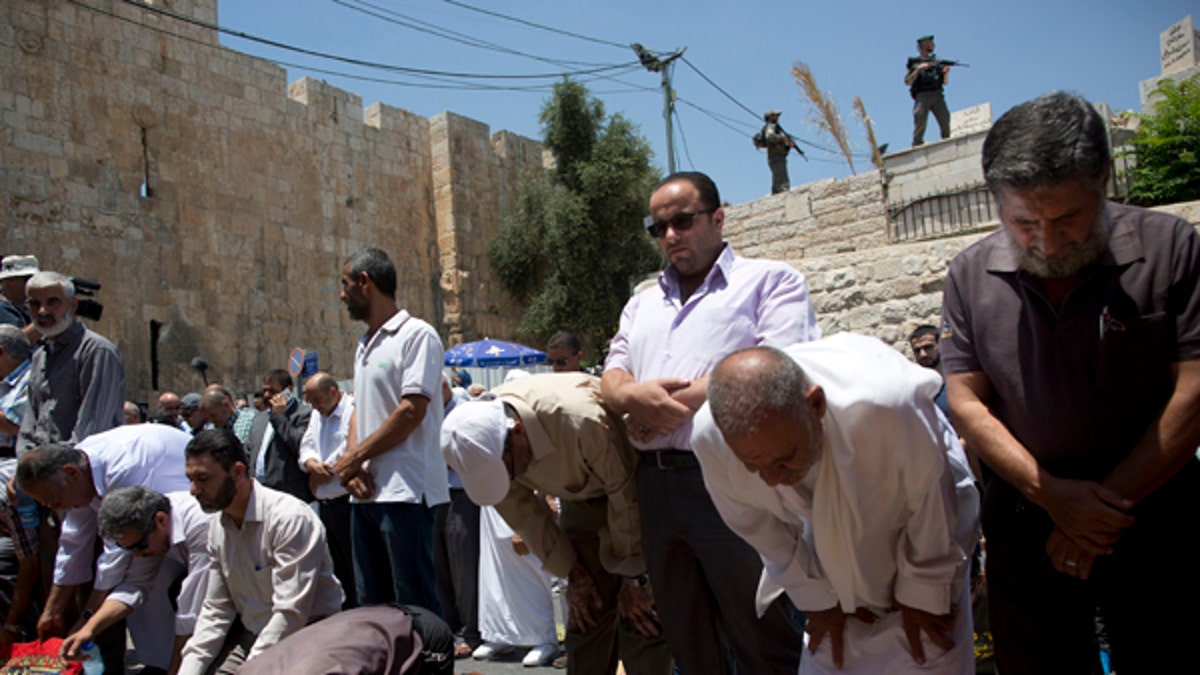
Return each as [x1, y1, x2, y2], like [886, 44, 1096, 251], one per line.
[351, 501, 443, 617]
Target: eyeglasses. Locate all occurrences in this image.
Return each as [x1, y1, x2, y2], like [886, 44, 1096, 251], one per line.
[117, 522, 157, 551]
[643, 208, 716, 239]
[549, 358, 573, 367]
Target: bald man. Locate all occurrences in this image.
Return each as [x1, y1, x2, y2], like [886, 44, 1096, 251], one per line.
[299, 372, 356, 606]
[691, 335, 979, 674]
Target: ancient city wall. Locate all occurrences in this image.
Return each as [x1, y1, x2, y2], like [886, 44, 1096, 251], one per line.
[1, 0, 540, 402]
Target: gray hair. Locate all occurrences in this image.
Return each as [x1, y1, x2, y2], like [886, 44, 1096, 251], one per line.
[25, 271, 75, 300]
[345, 247, 397, 298]
[708, 346, 812, 439]
[982, 91, 1110, 199]
[16, 443, 86, 490]
[99, 486, 171, 540]
[0, 325, 31, 362]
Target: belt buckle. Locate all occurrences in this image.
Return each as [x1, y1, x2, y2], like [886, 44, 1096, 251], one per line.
[655, 451, 671, 470]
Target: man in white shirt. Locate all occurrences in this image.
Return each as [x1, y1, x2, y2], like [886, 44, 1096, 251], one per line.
[61, 486, 213, 675]
[299, 371, 355, 606]
[15, 424, 193, 673]
[179, 429, 343, 675]
[691, 335, 979, 674]
[333, 247, 447, 612]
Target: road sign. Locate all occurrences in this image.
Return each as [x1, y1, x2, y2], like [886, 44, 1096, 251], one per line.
[288, 347, 305, 377]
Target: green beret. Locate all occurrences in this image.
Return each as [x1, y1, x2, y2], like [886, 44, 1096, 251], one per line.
[917, 35, 934, 42]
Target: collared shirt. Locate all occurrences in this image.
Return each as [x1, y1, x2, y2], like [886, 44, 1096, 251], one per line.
[940, 202, 1200, 477]
[231, 407, 255, 443]
[16, 321, 125, 456]
[55, 424, 192, 588]
[0, 359, 31, 452]
[178, 481, 343, 674]
[298, 393, 354, 501]
[106, 492, 213, 636]
[691, 334, 979, 673]
[489, 373, 644, 579]
[352, 309, 448, 505]
[605, 244, 822, 451]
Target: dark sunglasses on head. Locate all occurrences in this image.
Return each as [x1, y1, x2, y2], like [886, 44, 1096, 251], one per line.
[643, 208, 716, 239]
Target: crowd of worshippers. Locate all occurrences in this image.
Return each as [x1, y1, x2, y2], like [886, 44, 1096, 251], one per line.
[0, 89, 1194, 675]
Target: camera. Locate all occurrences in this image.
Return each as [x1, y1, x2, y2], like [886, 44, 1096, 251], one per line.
[70, 277, 104, 322]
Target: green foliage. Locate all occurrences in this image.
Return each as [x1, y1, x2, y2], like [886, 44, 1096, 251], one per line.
[490, 79, 662, 347]
[1122, 75, 1200, 206]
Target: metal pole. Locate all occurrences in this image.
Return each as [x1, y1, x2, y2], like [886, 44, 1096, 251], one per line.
[662, 67, 675, 174]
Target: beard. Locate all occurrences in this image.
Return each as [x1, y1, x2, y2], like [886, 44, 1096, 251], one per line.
[39, 309, 75, 338]
[1008, 213, 1110, 279]
[197, 474, 237, 513]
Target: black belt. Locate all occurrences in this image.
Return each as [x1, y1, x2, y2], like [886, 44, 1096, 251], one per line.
[639, 449, 699, 470]
[318, 495, 350, 505]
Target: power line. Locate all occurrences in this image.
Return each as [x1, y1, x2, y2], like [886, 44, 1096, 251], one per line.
[110, 0, 638, 80]
[332, 0, 618, 69]
[672, 108, 696, 171]
[442, 0, 630, 50]
[680, 56, 762, 121]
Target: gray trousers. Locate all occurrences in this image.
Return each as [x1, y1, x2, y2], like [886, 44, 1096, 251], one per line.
[912, 89, 951, 146]
[768, 154, 790, 194]
[636, 462, 804, 675]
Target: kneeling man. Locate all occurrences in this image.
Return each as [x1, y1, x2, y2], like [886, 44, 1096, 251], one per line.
[178, 429, 343, 675]
[691, 334, 979, 674]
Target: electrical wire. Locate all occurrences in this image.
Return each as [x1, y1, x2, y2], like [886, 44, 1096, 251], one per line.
[672, 107, 696, 171]
[333, 0, 619, 69]
[110, 0, 639, 80]
[442, 0, 630, 50]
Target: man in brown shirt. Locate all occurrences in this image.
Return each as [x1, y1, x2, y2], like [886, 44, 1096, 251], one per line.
[442, 373, 671, 675]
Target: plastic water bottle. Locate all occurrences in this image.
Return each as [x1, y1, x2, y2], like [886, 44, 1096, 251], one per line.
[15, 491, 38, 529]
[79, 641, 104, 675]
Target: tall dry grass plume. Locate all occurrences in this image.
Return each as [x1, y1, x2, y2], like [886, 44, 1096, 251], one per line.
[791, 61, 855, 174]
[852, 96, 884, 170]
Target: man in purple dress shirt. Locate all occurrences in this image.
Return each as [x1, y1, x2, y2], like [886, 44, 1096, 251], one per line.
[601, 171, 820, 674]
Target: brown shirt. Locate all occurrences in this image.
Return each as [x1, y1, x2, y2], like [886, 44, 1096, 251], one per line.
[940, 202, 1200, 477]
[491, 372, 644, 578]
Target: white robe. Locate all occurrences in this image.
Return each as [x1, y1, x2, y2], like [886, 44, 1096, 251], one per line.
[692, 333, 980, 674]
[477, 505, 557, 647]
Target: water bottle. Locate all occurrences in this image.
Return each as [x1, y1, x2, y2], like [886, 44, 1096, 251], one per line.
[79, 640, 105, 675]
[15, 491, 38, 529]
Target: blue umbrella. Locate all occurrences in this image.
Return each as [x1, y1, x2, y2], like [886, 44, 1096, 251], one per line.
[444, 338, 546, 368]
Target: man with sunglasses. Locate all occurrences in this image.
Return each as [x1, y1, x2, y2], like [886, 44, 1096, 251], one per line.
[601, 171, 820, 673]
[58, 486, 213, 675]
[442, 372, 672, 675]
[15, 423, 192, 673]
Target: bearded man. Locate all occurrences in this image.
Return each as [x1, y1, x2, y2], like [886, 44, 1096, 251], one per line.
[16, 271, 124, 455]
[940, 91, 1200, 674]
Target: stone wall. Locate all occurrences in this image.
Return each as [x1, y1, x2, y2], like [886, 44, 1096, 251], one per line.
[0, 0, 539, 403]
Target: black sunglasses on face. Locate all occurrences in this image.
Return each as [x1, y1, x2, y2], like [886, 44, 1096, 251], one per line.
[549, 358, 573, 367]
[118, 522, 156, 551]
[643, 208, 716, 238]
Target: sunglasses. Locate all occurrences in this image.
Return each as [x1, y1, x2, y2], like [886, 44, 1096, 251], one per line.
[643, 208, 716, 239]
[118, 522, 156, 551]
[549, 357, 574, 367]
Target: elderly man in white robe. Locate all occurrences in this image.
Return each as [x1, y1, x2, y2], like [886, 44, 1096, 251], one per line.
[690, 334, 979, 674]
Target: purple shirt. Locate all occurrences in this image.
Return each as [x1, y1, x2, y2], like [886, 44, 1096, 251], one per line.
[605, 244, 821, 451]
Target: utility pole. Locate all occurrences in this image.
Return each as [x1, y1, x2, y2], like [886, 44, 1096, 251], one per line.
[632, 44, 686, 174]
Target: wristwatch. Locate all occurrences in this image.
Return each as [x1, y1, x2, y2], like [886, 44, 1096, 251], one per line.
[625, 573, 651, 588]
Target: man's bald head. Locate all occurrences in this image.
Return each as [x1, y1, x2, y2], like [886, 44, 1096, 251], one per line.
[708, 346, 826, 487]
[303, 372, 342, 417]
[199, 385, 236, 428]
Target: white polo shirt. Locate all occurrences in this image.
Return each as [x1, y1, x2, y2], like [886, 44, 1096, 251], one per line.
[352, 310, 448, 506]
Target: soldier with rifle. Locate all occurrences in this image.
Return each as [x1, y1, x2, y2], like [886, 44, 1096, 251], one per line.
[905, 35, 968, 146]
[753, 110, 805, 194]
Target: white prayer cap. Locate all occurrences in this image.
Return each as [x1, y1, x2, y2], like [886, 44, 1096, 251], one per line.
[441, 400, 512, 506]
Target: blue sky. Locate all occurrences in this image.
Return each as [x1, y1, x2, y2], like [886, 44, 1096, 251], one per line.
[217, 1, 1196, 207]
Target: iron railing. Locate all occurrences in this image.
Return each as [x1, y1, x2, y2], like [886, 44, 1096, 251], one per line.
[889, 183, 996, 242]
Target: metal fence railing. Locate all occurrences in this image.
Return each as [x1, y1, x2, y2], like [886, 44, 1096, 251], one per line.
[889, 183, 996, 242]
